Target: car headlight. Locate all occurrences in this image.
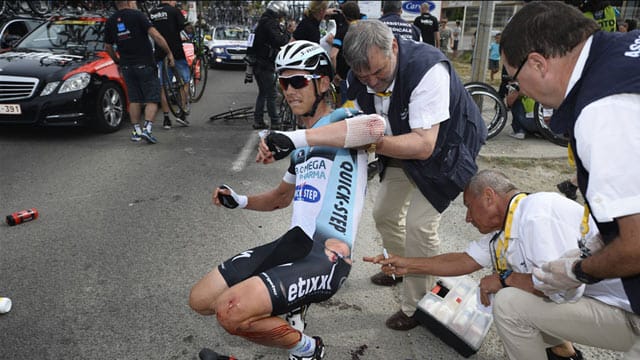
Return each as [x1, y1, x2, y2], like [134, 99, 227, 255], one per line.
[40, 81, 60, 96]
[213, 47, 224, 54]
[59, 73, 91, 94]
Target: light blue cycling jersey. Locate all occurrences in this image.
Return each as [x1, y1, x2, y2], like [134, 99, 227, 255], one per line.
[282, 109, 368, 253]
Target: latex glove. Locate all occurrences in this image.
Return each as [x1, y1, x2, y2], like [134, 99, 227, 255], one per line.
[533, 256, 582, 293]
[545, 284, 586, 304]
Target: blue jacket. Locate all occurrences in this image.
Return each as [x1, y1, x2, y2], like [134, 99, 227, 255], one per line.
[551, 30, 640, 314]
[347, 37, 486, 213]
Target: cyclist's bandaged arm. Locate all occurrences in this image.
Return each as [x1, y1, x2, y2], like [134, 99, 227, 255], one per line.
[279, 114, 386, 149]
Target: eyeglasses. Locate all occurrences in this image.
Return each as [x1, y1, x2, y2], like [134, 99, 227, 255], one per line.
[506, 54, 530, 93]
[278, 74, 322, 90]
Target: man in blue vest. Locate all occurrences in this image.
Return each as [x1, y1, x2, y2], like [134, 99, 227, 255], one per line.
[379, 1, 420, 42]
[258, 19, 486, 331]
[499, 2, 640, 358]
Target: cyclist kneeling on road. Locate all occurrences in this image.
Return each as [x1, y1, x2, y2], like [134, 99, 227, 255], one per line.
[189, 41, 385, 360]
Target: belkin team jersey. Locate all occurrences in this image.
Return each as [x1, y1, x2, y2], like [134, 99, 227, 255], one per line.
[283, 111, 368, 253]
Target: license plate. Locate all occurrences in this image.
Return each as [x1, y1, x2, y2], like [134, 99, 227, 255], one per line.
[230, 55, 243, 60]
[0, 104, 21, 115]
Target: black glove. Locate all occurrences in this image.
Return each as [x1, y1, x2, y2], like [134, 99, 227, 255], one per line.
[244, 72, 253, 84]
[217, 184, 247, 209]
[265, 132, 296, 160]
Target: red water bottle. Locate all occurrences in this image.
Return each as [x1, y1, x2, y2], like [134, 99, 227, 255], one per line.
[6, 208, 38, 226]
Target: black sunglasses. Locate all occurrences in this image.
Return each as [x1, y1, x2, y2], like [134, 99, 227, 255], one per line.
[278, 74, 322, 90]
[506, 54, 530, 93]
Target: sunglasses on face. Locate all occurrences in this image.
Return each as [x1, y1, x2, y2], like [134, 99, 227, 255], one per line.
[278, 74, 322, 90]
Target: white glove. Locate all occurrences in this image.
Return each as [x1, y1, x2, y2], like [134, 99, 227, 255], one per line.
[217, 184, 248, 209]
[545, 284, 586, 304]
[533, 256, 582, 293]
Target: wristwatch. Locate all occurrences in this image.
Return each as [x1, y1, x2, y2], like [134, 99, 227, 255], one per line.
[499, 269, 513, 288]
[572, 259, 602, 284]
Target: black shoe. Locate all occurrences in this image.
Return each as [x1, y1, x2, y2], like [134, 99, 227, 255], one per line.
[175, 115, 190, 127]
[556, 180, 578, 200]
[367, 161, 380, 181]
[370, 271, 403, 286]
[546, 346, 583, 360]
[252, 123, 267, 130]
[163, 118, 171, 130]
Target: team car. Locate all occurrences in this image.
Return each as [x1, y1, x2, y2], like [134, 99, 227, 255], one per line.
[206, 25, 249, 67]
[0, 15, 128, 132]
[0, 14, 195, 133]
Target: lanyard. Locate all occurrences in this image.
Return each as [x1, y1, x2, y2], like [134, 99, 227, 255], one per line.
[578, 203, 592, 258]
[493, 193, 527, 273]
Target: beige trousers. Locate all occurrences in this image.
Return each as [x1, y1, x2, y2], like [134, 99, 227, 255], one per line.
[372, 166, 442, 316]
[493, 287, 640, 360]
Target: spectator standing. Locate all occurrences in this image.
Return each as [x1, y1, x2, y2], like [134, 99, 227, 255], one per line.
[439, 18, 452, 54]
[573, 0, 618, 32]
[180, 22, 194, 42]
[292, 0, 328, 44]
[618, 18, 637, 32]
[365, 169, 630, 360]
[329, 1, 361, 106]
[379, 0, 420, 42]
[149, 0, 191, 129]
[413, 2, 439, 47]
[488, 32, 501, 83]
[190, 40, 381, 360]
[500, 2, 640, 358]
[247, 1, 290, 130]
[104, 0, 174, 144]
[452, 20, 461, 58]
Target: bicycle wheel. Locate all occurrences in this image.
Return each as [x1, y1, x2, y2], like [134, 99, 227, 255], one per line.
[533, 102, 568, 147]
[465, 82, 508, 140]
[189, 55, 208, 102]
[161, 58, 187, 118]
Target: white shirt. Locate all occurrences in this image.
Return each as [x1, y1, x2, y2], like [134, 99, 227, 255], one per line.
[353, 62, 451, 135]
[465, 192, 630, 312]
[567, 35, 640, 223]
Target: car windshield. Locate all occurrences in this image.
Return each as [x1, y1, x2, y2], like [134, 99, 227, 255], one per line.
[214, 27, 249, 41]
[17, 19, 106, 52]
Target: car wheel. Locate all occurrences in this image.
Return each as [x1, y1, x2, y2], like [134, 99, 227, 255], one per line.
[94, 82, 126, 133]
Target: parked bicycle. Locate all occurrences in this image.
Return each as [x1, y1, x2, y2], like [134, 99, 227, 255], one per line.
[160, 56, 188, 118]
[464, 81, 568, 146]
[188, 23, 209, 103]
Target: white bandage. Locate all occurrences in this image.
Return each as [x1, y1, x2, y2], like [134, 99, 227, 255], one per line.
[278, 129, 308, 149]
[344, 114, 386, 148]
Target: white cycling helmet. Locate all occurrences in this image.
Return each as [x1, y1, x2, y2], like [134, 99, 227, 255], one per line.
[267, 1, 290, 18]
[275, 40, 334, 80]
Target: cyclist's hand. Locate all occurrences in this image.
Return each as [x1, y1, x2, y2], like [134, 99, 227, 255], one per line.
[213, 184, 247, 209]
[256, 138, 276, 164]
[264, 131, 297, 160]
[167, 54, 175, 67]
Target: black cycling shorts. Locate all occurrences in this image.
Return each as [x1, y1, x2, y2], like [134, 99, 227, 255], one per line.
[218, 226, 352, 315]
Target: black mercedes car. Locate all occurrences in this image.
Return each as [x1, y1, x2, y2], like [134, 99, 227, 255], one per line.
[0, 14, 128, 133]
